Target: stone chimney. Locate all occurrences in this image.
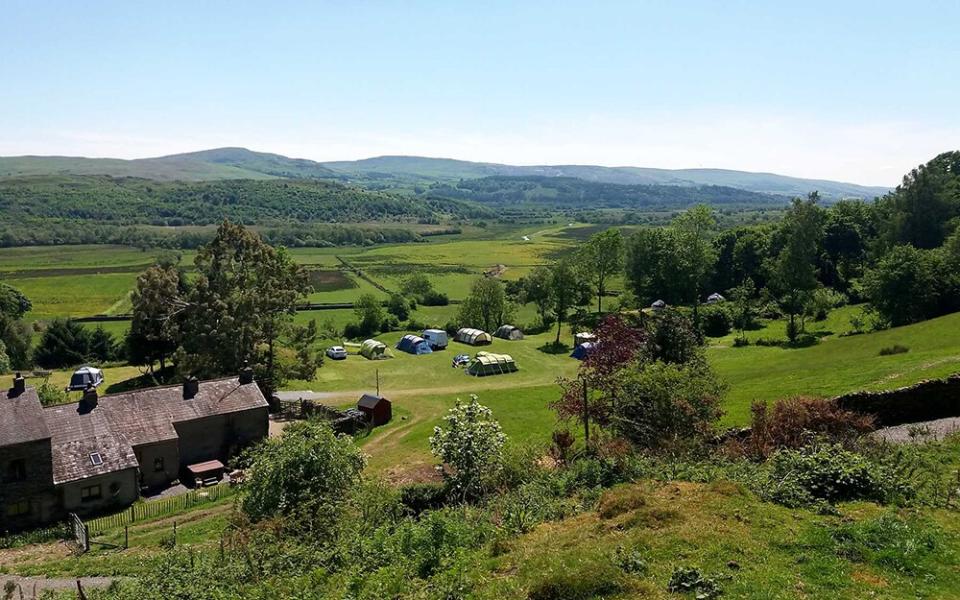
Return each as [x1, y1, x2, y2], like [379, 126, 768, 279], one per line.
[11, 373, 25, 396]
[239, 362, 254, 385]
[183, 376, 199, 400]
[82, 384, 98, 408]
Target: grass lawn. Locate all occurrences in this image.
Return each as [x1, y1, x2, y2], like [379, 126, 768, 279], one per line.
[709, 309, 960, 424]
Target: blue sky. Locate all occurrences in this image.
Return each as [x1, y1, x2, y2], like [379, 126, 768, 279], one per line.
[2, 1, 958, 185]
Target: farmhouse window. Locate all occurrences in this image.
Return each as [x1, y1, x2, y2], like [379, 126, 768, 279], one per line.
[154, 457, 165, 472]
[5, 499, 29, 517]
[81, 484, 102, 502]
[5, 459, 26, 483]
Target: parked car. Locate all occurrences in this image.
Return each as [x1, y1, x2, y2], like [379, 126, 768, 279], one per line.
[326, 346, 348, 360]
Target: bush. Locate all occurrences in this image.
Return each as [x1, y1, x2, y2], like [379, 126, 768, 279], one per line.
[399, 483, 448, 515]
[420, 290, 449, 306]
[879, 344, 909, 356]
[430, 397, 506, 500]
[743, 397, 875, 459]
[765, 443, 909, 506]
[700, 304, 733, 337]
[667, 566, 722, 599]
[754, 337, 783, 347]
[732, 336, 750, 347]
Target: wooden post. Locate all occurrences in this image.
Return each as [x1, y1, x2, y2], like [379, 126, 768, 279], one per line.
[76, 580, 88, 600]
[173, 521, 177, 546]
[376, 369, 380, 396]
[124, 525, 129, 549]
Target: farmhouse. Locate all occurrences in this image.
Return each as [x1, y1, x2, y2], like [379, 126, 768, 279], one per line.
[0, 370, 268, 530]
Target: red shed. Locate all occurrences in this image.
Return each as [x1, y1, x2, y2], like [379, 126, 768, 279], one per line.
[357, 394, 392, 427]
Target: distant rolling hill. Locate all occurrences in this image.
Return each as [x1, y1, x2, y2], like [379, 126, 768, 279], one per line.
[0, 148, 890, 199]
[324, 156, 891, 200]
[0, 147, 336, 182]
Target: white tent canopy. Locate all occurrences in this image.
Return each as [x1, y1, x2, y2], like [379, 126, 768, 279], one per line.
[455, 328, 493, 345]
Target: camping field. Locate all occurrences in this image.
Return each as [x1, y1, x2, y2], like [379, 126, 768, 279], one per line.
[7, 224, 960, 477]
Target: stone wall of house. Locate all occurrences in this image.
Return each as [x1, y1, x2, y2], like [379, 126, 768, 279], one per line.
[835, 374, 960, 426]
[0, 439, 56, 529]
[133, 439, 180, 490]
[174, 407, 268, 468]
[59, 468, 139, 516]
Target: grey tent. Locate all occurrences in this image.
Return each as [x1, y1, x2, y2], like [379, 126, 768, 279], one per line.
[494, 325, 524, 340]
[466, 352, 518, 376]
[67, 366, 104, 391]
[651, 299, 667, 310]
[455, 328, 493, 346]
[706, 292, 726, 304]
[359, 339, 391, 360]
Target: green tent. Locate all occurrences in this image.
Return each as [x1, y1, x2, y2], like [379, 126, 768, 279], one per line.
[359, 339, 391, 360]
[466, 352, 518, 377]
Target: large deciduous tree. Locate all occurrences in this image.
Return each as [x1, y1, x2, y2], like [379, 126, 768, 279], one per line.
[456, 277, 514, 333]
[176, 221, 309, 392]
[0, 283, 32, 370]
[548, 258, 580, 344]
[578, 228, 624, 313]
[774, 194, 825, 342]
[126, 263, 184, 374]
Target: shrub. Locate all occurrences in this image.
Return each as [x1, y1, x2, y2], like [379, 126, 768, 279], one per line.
[612, 546, 649, 575]
[879, 344, 909, 356]
[420, 290, 449, 306]
[399, 483, 448, 515]
[754, 337, 783, 347]
[744, 397, 875, 459]
[700, 304, 733, 337]
[732, 336, 750, 347]
[430, 396, 507, 501]
[667, 566, 722, 599]
[241, 420, 366, 530]
[765, 443, 909, 506]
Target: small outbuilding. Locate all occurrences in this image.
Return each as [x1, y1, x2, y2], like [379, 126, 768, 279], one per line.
[466, 352, 518, 377]
[357, 394, 392, 427]
[396, 334, 433, 355]
[570, 342, 596, 360]
[360, 339, 391, 360]
[494, 325, 524, 340]
[651, 299, 667, 311]
[706, 292, 726, 304]
[67, 366, 104, 391]
[455, 328, 493, 346]
[422, 329, 449, 350]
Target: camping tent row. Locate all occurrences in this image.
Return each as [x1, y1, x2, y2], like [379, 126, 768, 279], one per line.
[467, 352, 518, 376]
[360, 339, 391, 360]
[396, 334, 433, 355]
[455, 328, 493, 346]
[494, 325, 523, 340]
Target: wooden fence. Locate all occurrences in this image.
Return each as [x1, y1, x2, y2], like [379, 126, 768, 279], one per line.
[86, 483, 236, 536]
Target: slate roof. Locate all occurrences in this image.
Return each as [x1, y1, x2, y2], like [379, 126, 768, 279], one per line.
[358, 394, 388, 409]
[43, 402, 139, 485]
[41, 377, 267, 485]
[0, 386, 50, 447]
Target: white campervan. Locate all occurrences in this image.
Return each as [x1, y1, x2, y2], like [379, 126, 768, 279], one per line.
[422, 329, 449, 350]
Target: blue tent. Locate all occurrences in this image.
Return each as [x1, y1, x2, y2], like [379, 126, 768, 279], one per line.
[570, 342, 596, 360]
[396, 334, 433, 355]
